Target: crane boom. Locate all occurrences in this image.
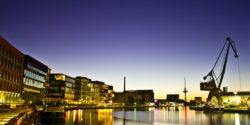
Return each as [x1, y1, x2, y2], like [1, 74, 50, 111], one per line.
[200, 37, 239, 106]
[218, 37, 238, 90]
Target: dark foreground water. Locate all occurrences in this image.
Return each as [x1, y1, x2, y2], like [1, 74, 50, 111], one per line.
[40, 107, 250, 125]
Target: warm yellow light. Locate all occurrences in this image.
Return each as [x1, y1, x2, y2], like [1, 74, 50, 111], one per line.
[23, 87, 41, 93]
[235, 113, 240, 125]
[54, 75, 65, 81]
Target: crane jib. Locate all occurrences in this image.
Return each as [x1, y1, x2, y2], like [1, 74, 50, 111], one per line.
[200, 37, 239, 101]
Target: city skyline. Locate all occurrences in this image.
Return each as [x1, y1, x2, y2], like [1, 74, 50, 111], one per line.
[0, 0, 249, 100]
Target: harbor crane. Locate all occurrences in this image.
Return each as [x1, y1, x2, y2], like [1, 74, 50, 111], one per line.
[200, 37, 239, 108]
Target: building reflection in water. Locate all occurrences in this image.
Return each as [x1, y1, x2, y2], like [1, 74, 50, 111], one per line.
[204, 112, 250, 125]
[63, 107, 249, 125]
[65, 109, 113, 125]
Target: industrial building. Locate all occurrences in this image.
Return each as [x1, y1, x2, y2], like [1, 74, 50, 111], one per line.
[166, 94, 184, 106]
[113, 77, 154, 106]
[113, 90, 154, 106]
[221, 91, 250, 107]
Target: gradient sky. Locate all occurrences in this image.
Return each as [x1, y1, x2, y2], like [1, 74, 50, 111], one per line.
[0, 0, 249, 101]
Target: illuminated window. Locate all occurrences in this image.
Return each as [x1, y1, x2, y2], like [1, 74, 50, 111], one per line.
[54, 75, 65, 81]
[27, 64, 47, 76]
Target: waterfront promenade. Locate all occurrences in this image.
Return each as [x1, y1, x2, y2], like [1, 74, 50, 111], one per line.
[0, 107, 32, 125]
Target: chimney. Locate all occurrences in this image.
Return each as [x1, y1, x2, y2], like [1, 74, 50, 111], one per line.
[124, 76, 126, 92]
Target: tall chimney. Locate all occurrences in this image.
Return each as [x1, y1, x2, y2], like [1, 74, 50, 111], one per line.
[124, 76, 126, 92]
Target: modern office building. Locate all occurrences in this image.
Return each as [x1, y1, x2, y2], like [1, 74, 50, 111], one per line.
[47, 75, 114, 106]
[46, 74, 75, 106]
[22, 55, 49, 105]
[75, 77, 94, 105]
[0, 36, 24, 106]
[0, 36, 116, 107]
[91, 81, 102, 105]
[100, 84, 114, 105]
[75, 78, 114, 106]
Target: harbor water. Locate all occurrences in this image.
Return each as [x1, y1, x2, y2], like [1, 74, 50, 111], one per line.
[39, 107, 250, 125]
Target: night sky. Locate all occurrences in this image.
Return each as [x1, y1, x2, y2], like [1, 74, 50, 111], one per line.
[0, 0, 249, 100]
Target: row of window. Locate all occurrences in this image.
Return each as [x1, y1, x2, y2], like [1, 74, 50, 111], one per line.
[82, 96, 99, 100]
[24, 69, 45, 82]
[0, 79, 21, 93]
[50, 81, 63, 86]
[27, 64, 47, 76]
[65, 82, 75, 88]
[81, 91, 99, 96]
[48, 87, 62, 92]
[49, 81, 107, 95]
[0, 56, 22, 73]
[47, 93, 62, 97]
[0, 44, 22, 64]
[23, 77, 44, 89]
[79, 82, 100, 88]
[0, 68, 22, 83]
[65, 87, 75, 94]
[65, 77, 75, 83]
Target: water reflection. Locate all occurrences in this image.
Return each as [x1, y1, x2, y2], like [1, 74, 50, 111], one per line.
[185, 107, 187, 125]
[40, 107, 250, 125]
[65, 109, 113, 125]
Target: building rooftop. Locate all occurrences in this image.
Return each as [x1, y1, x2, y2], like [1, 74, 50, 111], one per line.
[25, 55, 49, 71]
[0, 35, 24, 55]
[222, 91, 250, 95]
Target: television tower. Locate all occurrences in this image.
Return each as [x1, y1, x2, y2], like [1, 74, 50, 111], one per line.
[183, 77, 188, 107]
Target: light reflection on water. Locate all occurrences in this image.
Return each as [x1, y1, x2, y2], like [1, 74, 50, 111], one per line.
[62, 107, 250, 125]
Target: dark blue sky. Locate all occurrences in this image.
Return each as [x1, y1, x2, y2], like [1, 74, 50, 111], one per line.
[0, 0, 249, 99]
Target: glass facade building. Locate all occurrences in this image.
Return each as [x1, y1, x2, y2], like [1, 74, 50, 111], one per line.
[0, 36, 24, 107]
[0, 36, 115, 107]
[74, 77, 114, 106]
[100, 84, 114, 106]
[22, 55, 49, 105]
[75, 77, 101, 105]
[46, 74, 76, 106]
